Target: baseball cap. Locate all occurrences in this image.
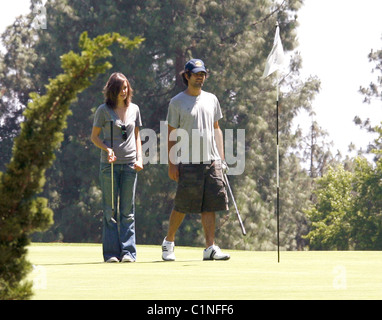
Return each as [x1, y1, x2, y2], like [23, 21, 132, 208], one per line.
[184, 59, 207, 73]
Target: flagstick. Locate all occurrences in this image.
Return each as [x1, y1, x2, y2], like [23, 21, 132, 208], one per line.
[276, 73, 280, 263]
[262, 21, 284, 263]
[276, 22, 280, 264]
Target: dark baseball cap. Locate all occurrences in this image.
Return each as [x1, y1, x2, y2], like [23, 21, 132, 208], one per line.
[184, 59, 207, 73]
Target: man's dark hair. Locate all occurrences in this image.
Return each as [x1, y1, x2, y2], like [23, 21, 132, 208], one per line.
[180, 70, 192, 86]
[180, 70, 208, 87]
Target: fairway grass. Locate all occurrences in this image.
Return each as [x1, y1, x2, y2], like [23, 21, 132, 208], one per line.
[26, 243, 382, 300]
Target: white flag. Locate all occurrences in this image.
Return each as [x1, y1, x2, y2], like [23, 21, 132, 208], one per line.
[262, 25, 285, 78]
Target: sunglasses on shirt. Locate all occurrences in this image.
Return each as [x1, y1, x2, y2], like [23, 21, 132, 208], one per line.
[121, 125, 127, 141]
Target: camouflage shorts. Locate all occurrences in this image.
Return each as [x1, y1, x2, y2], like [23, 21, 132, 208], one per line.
[174, 160, 229, 214]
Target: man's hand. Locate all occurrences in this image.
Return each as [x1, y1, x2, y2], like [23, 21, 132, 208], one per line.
[168, 163, 179, 182]
[222, 160, 229, 174]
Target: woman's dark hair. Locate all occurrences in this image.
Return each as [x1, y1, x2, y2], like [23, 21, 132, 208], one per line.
[103, 72, 133, 109]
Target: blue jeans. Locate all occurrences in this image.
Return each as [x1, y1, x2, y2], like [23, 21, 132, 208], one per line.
[100, 163, 137, 261]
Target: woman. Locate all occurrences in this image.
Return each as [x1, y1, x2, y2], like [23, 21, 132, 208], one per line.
[91, 72, 143, 262]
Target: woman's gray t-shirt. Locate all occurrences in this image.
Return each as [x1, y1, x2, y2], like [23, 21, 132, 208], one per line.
[93, 103, 142, 164]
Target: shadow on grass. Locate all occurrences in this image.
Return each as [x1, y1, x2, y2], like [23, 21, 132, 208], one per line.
[37, 259, 208, 266]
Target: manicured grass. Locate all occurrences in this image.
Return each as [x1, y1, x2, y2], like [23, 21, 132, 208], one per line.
[27, 243, 382, 300]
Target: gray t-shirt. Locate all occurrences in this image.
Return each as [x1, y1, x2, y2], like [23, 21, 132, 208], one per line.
[93, 103, 142, 164]
[166, 90, 223, 163]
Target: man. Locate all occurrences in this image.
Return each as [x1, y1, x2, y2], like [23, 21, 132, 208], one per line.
[162, 59, 230, 261]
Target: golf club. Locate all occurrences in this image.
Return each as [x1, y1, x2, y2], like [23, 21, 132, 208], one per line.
[110, 120, 116, 224]
[224, 173, 246, 236]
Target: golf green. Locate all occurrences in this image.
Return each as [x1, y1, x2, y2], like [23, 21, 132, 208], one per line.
[26, 243, 382, 300]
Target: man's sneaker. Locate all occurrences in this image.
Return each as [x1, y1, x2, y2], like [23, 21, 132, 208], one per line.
[162, 238, 176, 261]
[105, 257, 119, 263]
[203, 245, 230, 261]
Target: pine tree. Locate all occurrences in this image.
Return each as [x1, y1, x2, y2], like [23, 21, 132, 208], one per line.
[359, 44, 382, 159]
[0, 31, 142, 300]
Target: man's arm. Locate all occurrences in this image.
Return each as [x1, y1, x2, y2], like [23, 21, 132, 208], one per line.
[214, 121, 225, 162]
[168, 125, 179, 181]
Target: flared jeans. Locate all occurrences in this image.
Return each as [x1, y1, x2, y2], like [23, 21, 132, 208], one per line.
[100, 163, 137, 262]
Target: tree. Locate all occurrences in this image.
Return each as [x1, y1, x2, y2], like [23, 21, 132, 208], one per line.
[304, 157, 382, 250]
[0, 15, 41, 172]
[350, 38, 382, 249]
[304, 164, 353, 250]
[360, 47, 382, 104]
[351, 157, 382, 249]
[304, 117, 335, 178]
[0, 31, 142, 300]
[358, 42, 382, 159]
[305, 38, 382, 251]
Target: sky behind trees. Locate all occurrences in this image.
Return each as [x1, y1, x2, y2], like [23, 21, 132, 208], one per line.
[296, 0, 382, 157]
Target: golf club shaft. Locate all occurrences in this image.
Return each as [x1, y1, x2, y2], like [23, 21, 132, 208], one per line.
[110, 120, 116, 224]
[224, 173, 246, 236]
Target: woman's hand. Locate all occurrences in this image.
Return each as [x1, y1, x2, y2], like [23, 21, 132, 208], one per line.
[107, 148, 117, 163]
[133, 159, 143, 172]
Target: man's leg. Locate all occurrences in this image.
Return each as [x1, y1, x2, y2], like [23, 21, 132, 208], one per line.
[201, 212, 230, 261]
[201, 211, 215, 248]
[162, 209, 185, 261]
[166, 209, 185, 242]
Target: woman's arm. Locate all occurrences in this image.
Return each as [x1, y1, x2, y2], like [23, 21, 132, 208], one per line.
[91, 126, 116, 163]
[133, 126, 143, 171]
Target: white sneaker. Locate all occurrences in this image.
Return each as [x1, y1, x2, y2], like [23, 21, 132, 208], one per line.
[121, 255, 135, 263]
[203, 245, 230, 261]
[105, 257, 119, 263]
[162, 238, 176, 261]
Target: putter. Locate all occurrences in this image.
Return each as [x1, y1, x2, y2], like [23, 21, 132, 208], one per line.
[224, 173, 246, 236]
[110, 120, 117, 224]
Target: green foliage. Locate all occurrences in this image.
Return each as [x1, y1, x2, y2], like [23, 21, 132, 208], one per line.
[0, 31, 142, 300]
[351, 157, 382, 249]
[305, 158, 382, 250]
[304, 165, 353, 250]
